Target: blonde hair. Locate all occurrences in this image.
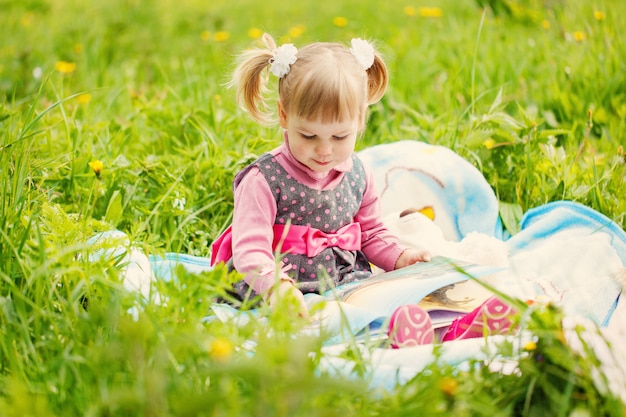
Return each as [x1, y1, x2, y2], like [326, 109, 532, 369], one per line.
[230, 33, 388, 128]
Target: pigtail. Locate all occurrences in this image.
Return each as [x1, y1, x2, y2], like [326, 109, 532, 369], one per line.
[365, 52, 389, 105]
[230, 34, 278, 125]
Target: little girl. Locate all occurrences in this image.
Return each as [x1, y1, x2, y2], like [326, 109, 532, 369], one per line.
[211, 33, 515, 345]
[211, 34, 430, 316]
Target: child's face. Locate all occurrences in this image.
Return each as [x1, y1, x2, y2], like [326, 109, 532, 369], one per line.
[280, 110, 359, 174]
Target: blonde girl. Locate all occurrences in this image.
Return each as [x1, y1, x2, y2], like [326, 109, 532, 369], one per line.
[211, 33, 432, 319]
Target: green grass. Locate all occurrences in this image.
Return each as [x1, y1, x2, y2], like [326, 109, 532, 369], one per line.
[1, 0, 625, 415]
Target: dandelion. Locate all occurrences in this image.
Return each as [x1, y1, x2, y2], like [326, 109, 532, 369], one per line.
[523, 341, 537, 351]
[419, 7, 443, 18]
[88, 160, 103, 178]
[214, 31, 230, 42]
[130, 90, 143, 102]
[593, 10, 606, 21]
[200, 30, 211, 41]
[248, 27, 263, 39]
[20, 12, 34, 27]
[288, 24, 305, 38]
[77, 93, 91, 104]
[438, 377, 458, 396]
[55, 61, 76, 74]
[572, 31, 586, 42]
[541, 19, 550, 29]
[209, 337, 233, 362]
[403, 6, 417, 16]
[483, 138, 497, 150]
[332, 16, 348, 27]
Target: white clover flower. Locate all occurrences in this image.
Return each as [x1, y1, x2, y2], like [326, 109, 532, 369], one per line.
[173, 192, 186, 211]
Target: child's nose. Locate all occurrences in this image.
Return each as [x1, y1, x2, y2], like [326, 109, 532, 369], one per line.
[316, 142, 332, 156]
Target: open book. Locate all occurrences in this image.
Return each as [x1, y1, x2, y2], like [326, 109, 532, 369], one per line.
[322, 256, 504, 329]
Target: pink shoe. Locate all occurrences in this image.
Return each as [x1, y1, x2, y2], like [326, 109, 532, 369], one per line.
[387, 304, 434, 348]
[442, 296, 515, 342]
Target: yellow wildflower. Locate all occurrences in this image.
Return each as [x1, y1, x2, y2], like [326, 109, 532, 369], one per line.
[214, 31, 230, 42]
[483, 138, 497, 150]
[288, 24, 305, 38]
[333, 16, 348, 27]
[77, 93, 91, 104]
[403, 6, 417, 16]
[74, 43, 83, 54]
[593, 10, 606, 21]
[55, 61, 76, 74]
[572, 31, 586, 42]
[248, 27, 263, 39]
[523, 341, 537, 351]
[438, 377, 458, 396]
[419, 7, 443, 18]
[21, 12, 34, 27]
[541, 19, 550, 29]
[88, 160, 103, 178]
[209, 337, 233, 362]
[200, 30, 211, 41]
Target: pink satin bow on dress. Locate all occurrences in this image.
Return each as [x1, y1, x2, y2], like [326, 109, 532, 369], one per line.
[273, 222, 362, 257]
[210, 222, 362, 266]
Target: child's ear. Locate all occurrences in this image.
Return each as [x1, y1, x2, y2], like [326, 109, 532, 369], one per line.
[277, 100, 288, 128]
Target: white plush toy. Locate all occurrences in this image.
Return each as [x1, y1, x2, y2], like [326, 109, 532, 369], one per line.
[383, 206, 509, 268]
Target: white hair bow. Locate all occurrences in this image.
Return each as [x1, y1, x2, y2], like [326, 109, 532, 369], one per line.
[349, 38, 375, 70]
[269, 43, 298, 78]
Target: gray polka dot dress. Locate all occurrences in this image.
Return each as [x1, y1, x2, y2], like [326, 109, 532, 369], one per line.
[232, 153, 373, 299]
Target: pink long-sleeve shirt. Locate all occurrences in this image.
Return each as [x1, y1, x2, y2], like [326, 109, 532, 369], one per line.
[231, 137, 406, 295]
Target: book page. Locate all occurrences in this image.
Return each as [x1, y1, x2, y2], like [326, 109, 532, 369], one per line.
[325, 256, 503, 317]
[419, 279, 495, 328]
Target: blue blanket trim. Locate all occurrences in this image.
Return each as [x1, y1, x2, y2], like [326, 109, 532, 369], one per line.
[513, 200, 626, 263]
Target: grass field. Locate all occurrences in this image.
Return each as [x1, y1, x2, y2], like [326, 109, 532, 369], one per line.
[1, 0, 625, 415]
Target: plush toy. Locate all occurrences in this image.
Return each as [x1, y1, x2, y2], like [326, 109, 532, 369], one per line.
[383, 206, 509, 268]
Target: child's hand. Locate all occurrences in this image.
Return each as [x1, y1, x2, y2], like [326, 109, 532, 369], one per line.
[267, 280, 310, 319]
[394, 248, 432, 269]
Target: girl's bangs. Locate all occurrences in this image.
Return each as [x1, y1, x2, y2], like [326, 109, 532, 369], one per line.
[292, 72, 364, 123]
